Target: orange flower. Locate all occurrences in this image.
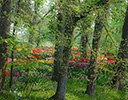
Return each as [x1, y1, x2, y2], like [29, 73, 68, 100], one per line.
[87, 51, 91, 54]
[72, 48, 77, 50]
[77, 52, 81, 54]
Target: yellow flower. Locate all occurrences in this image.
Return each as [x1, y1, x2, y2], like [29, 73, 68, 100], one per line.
[7, 68, 11, 70]
[39, 60, 45, 63]
[47, 60, 54, 64]
[99, 65, 103, 70]
[15, 48, 22, 51]
[98, 62, 106, 70]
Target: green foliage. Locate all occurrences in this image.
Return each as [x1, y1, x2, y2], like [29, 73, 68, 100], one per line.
[1, 77, 126, 100]
[1, 0, 128, 99]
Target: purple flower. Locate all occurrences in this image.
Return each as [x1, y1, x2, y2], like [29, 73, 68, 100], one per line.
[81, 76, 84, 79]
[22, 57, 25, 60]
[78, 62, 89, 65]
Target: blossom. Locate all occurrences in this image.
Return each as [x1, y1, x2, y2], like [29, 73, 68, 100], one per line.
[14, 72, 19, 76]
[47, 60, 54, 64]
[24, 46, 28, 48]
[74, 57, 78, 61]
[81, 76, 84, 79]
[80, 58, 90, 62]
[72, 48, 77, 51]
[5, 72, 9, 76]
[78, 62, 89, 65]
[15, 48, 22, 51]
[69, 61, 76, 65]
[77, 52, 81, 54]
[70, 57, 74, 60]
[8, 58, 16, 63]
[106, 54, 113, 57]
[8, 58, 12, 63]
[32, 49, 36, 54]
[107, 58, 116, 60]
[39, 60, 45, 63]
[33, 56, 40, 59]
[104, 60, 116, 64]
[87, 51, 91, 54]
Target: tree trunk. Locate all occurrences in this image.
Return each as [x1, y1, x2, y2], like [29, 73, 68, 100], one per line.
[81, 26, 88, 58]
[28, 31, 34, 44]
[51, 12, 65, 82]
[51, 7, 78, 99]
[80, 19, 91, 58]
[10, 0, 20, 88]
[51, 21, 77, 100]
[28, 0, 37, 45]
[86, 4, 109, 96]
[111, 6, 128, 91]
[0, 0, 11, 92]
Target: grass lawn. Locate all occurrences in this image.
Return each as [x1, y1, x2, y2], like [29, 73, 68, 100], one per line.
[0, 76, 126, 100]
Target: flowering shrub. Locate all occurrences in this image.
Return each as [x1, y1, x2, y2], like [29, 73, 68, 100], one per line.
[69, 57, 89, 69]
[5, 70, 24, 77]
[6, 46, 117, 79]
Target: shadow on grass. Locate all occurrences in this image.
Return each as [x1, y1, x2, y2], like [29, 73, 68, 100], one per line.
[0, 92, 49, 100]
[66, 78, 126, 100]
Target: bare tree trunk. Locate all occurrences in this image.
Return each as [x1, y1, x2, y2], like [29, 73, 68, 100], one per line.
[86, 4, 109, 96]
[111, 6, 128, 91]
[0, 0, 11, 92]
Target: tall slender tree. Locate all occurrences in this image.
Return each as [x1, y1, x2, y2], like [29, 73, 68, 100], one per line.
[86, 3, 109, 96]
[0, 0, 12, 92]
[111, 6, 128, 91]
[9, 0, 21, 88]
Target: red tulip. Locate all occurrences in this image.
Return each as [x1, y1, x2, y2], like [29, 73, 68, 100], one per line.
[33, 56, 40, 59]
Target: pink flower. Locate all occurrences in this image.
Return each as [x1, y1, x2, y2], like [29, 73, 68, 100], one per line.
[14, 58, 16, 62]
[8, 58, 16, 63]
[8, 58, 12, 63]
[81, 76, 84, 79]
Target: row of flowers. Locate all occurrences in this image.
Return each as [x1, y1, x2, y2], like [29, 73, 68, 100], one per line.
[69, 53, 116, 69]
[5, 70, 25, 77]
[6, 46, 116, 77]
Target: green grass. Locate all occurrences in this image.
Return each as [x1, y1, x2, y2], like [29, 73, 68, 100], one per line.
[0, 76, 126, 100]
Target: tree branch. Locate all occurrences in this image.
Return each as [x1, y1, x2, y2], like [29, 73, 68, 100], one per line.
[79, 0, 109, 19]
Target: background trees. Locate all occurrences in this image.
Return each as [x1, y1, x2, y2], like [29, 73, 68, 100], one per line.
[0, 0, 128, 100]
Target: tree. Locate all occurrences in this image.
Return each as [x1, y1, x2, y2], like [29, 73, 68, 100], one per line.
[80, 18, 92, 58]
[28, 0, 38, 45]
[86, 3, 109, 96]
[111, 5, 128, 91]
[9, 0, 21, 88]
[0, 0, 11, 92]
[51, 0, 109, 99]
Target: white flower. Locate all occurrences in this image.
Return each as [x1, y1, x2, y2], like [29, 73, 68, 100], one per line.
[19, 94, 22, 97]
[14, 91, 16, 93]
[18, 92, 21, 95]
